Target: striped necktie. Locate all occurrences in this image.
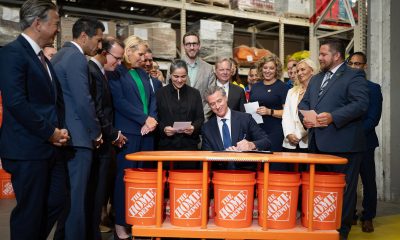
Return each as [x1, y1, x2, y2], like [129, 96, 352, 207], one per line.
[318, 71, 332, 96]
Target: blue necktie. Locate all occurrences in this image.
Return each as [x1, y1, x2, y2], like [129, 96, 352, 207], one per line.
[221, 119, 232, 149]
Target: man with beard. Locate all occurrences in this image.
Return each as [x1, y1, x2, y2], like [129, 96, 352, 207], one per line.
[299, 38, 369, 240]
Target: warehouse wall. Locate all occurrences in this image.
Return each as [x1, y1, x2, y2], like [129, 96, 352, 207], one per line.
[389, 0, 400, 201]
[369, 0, 400, 201]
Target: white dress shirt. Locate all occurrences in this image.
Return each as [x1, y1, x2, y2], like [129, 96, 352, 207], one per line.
[217, 80, 230, 97]
[217, 108, 232, 140]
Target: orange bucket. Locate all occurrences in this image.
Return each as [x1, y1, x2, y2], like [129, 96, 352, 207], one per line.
[168, 170, 209, 227]
[212, 170, 255, 228]
[124, 168, 166, 226]
[0, 169, 15, 199]
[257, 171, 301, 229]
[301, 172, 346, 230]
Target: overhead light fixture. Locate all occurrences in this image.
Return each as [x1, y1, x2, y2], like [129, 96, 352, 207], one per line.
[130, 6, 134, 11]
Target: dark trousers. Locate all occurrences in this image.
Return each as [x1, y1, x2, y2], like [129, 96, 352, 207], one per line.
[55, 147, 93, 240]
[114, 133, 154, 226]
[354, 148, 377, 221]
[2, 153, 67, 240]
[87, 142, 114, 240]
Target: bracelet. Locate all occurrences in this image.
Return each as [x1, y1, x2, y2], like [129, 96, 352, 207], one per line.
[270, 109, 274, 116]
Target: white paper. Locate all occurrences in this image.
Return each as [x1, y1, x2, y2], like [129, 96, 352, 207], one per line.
[172, 121, 192, 132]
[299, 110, 324, 127]
[244, 102, 263, 124]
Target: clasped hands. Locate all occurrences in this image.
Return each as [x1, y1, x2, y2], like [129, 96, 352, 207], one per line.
[112, 131, 128, 148]
[164, 125, 195, 136]
[141, 116, 158, 136]
[303, 112, 332, 129]
[49, 128, 70, 147]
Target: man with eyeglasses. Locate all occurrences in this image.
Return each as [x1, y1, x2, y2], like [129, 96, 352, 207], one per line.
[347, 52, 383, 233]
[87, 36, 127, 240]
[141, 48, 163, 93]
[180, 31, 216, 119]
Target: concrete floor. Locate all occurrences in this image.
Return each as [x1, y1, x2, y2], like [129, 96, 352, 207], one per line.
[1, 197, 400, 240]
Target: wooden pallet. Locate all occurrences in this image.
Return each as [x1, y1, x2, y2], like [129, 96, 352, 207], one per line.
[189, 0, 231, 9]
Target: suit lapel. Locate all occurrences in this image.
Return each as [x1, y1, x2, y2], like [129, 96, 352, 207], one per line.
[210, 117, 224, 150]
[316, 65, 345, 105]
[230, 111, 240, 146]
[17, 35, 54, 98]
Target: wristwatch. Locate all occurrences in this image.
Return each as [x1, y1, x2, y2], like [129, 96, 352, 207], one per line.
[270, 109, 274, 116]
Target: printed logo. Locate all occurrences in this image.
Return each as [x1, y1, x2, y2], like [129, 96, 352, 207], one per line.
[307, 190, 338, 222]
[2, 180, 13, 196]
[265, 190, 292, 221]
[128, 187, 156, 218]
[218, 190, 248, 220]
[174, 189, 202, 219]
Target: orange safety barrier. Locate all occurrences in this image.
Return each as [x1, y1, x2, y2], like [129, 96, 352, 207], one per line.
[125, 151, 347, 240]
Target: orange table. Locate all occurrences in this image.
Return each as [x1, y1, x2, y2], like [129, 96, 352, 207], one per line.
[126, 151, 347, 240]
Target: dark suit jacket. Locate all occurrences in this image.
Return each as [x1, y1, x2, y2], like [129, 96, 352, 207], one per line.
[364, 80, 382, 149]
[88, 60, 119, 142]
[298, 63, 369, 153]
[0, 35, 64, 160]
[107, 65, 157, 135]
[150, 76, 163, 93]
[227, 83, 246, 112]
[51, 41, 101, 149]
[201, 110, 271, 151]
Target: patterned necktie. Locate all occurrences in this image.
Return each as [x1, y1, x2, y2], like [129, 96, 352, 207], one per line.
[318, 71, 332, 96]
[221, 119, 232, 149]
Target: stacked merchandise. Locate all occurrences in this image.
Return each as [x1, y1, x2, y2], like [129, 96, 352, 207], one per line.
[234, 45, 271, 66]
[190, 19, 234, 62]
[129, 22, 176, 60]
[0, 5, 20, 46]
[277, 0, 311, 18]
[231, 0, 276, 13]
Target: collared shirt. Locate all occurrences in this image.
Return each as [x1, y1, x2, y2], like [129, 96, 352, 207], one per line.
[186, 57, 199, 87]
[216, 80, 230, 97]
[217, 108, 232, 140]
[21, 33, 53, 81]
[70, 41, 84, 54]
[329, 62, 345, 76]
[90, 57, 105, 75]
[148, 74, 155, 93]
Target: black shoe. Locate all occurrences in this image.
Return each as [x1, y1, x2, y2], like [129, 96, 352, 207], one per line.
[362, 219, 374, 233]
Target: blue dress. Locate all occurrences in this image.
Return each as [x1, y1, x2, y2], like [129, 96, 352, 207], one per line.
[249, 80, 289, 152]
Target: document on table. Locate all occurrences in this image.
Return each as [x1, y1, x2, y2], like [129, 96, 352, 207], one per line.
[299, 110, 325, 127]
[172, 121, 192, 132]
[244, 101, 263, 124]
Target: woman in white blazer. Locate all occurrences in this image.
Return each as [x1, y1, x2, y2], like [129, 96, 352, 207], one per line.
[282, 58, 318, 151]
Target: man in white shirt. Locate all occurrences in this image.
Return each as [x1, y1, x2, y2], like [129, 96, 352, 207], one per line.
[201, 86, 270, 169]
[214, 57, 246, 112]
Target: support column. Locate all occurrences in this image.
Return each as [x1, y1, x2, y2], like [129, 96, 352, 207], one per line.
[180, 4, 186, 56]
[279, 20, 284, 80]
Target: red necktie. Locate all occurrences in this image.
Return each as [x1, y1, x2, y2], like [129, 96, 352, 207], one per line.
[38, 50, 47, 70]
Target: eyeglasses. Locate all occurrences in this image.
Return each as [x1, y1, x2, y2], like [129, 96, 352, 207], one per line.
[107, 51, 123, 61]
[184, 42, 199, 47]
[347, 61, 365, 67]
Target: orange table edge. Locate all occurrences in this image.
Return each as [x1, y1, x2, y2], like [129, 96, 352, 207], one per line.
[125, 151, 347, 240]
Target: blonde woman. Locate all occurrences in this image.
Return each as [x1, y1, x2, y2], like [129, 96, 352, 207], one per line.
[282, 58, 318, 151]
[107, 35, 158, 239]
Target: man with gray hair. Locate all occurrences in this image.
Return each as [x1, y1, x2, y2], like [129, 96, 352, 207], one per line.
[214, 57, 246, 112]
[0, 0, 69, 239]
[202, 86, 271, 169]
